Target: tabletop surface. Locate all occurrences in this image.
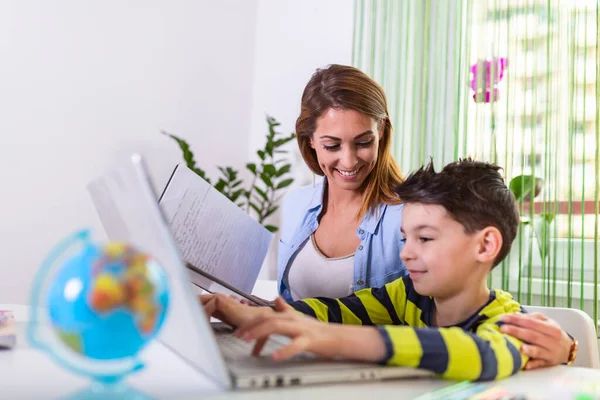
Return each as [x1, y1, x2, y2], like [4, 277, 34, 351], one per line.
[3, 281, 600, 400]
[196, 366, 600, 400]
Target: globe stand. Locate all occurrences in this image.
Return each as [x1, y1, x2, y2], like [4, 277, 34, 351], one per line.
[61, 377, 155, 400]
[61, 382, 153, 400]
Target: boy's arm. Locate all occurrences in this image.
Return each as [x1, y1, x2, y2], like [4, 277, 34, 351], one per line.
[289, 277, 410, 325]
[378, 315, 529, 381]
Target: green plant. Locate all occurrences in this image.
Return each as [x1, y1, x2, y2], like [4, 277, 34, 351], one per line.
[508, 174, 555, 260]
[162, 116, 296, 233]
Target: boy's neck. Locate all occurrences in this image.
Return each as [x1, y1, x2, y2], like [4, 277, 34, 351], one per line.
[432, 282, 491, 327]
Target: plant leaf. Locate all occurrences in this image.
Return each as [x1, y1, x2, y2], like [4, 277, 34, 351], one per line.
[264, 206, 279, 219]
[276, 164, 291, 177]
[276, 178, 294, 190]
[532, 213, 554, 260]
[263, 164, 276, 176]
[161, 131, 196, 167]
[214, 179, 227, 193]
[540, 212, 555, 224]
[192, 168, 211, 184]
[265, 142, 274, 157]
[230, 189, 245, 202]
[246, 163, 257, 174]
[257, 150, 265, 161]
[252, 194, 266, 205]
[249, 202, 262, 216]
[264, 225, 278, 233]
[509, 175, 543, 202]
[162, 130, 211, 183]
[273, 137, 296, 147]
[260, 173, 273, 188]
[254, 187, 269, 202]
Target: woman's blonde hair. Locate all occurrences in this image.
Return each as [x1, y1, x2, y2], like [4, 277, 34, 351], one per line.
[295, 64, 404, 218]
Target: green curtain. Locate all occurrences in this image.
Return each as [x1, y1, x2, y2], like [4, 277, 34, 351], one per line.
[353, 0, 600, 327]
[353, 0, 467, 172]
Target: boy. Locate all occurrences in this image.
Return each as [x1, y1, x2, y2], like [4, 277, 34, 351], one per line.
[201, 158, 528, 381]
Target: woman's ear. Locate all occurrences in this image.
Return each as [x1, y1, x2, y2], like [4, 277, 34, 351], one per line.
[475, 226, 503, 265]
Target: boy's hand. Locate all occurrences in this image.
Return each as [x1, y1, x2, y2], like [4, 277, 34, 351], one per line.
[239, 295, 275, 308]
[235, 297, 386, 363]
[234, 297, 339, 360]
[199, 293, 272, 327]
[500, 312, 571, 369]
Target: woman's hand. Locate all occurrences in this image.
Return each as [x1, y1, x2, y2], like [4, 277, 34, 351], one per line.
[199, 293, 273, 327]
[500, 312, 572, 370]
[235, 297, 386, 363]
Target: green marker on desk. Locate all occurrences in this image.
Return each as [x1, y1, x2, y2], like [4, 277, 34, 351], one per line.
[413, 381, 482, 400]
[574, 393, 595, 400]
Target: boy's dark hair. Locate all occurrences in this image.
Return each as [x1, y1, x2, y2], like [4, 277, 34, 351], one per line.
[395, 158, 519, 267]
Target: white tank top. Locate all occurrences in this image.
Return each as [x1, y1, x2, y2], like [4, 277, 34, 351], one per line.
[288, 234, 355, 301]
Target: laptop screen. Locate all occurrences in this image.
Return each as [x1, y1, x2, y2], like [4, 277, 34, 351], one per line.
[87, 154, 232, 390]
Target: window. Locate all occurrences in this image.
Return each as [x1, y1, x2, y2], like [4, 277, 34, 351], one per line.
[470, 0, 599, 316]
[470, 0, 598, 240]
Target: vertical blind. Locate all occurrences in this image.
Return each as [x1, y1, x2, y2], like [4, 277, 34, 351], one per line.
[353, 0, 599, 326]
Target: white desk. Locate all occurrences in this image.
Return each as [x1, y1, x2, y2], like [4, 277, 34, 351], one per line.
[0, 304, 221, 400]
[0, 280, 280, 399]
[193, 366, 600, 399]
[4, 282, 600, 400]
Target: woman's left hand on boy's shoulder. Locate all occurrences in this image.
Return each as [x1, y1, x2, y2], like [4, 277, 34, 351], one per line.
[500, 312, 571, 369]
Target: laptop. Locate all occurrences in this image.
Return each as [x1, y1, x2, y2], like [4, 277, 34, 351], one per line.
[87, 154, 434, 389]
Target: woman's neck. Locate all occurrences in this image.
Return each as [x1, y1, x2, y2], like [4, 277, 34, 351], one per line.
[324, 183, 365, 213]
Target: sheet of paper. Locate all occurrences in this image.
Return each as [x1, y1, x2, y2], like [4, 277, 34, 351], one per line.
[159, 165, 273, 294]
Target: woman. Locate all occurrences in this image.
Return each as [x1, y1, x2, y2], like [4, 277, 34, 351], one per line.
[275, 64, 574, 368]
[277, 64, 404, 302]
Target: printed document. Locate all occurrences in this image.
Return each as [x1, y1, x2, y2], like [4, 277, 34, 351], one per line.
[159, 165, 273, 294]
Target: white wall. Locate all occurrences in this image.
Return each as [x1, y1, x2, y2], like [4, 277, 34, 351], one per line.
[0, 0, 354, 303]
[250, 0, 354, 184]
[0, 0, 259, 303]
[250, 0, 354, 278]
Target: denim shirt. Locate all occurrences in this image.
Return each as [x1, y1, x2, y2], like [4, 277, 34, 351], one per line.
[277, 182, 408, 302]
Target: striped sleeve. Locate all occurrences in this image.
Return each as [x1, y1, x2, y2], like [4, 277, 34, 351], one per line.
[289, 277, 409, 325]
[377, 315, 529, 381]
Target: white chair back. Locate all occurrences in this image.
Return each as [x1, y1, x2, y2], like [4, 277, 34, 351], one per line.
[524, 305, 600, 369]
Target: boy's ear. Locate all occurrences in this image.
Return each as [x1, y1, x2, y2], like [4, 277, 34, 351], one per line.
[475, 227, 503, 264]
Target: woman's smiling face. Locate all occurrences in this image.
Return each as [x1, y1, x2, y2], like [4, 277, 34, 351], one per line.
[311, 108, 380, 191]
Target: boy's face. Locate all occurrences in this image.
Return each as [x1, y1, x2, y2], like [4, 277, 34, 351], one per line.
[400, 203, 487, 299]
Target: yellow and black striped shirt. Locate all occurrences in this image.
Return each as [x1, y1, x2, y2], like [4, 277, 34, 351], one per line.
[290, 275, 529, 381]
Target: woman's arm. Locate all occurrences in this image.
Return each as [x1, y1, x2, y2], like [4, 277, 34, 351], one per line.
[499, 312, 572, 369]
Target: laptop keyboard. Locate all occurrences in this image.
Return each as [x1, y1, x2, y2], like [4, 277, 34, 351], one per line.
[216, 332, 285, 361]
[211, 322, 315, 362]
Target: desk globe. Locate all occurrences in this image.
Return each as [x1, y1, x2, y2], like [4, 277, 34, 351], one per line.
[28, 230, 170, 399]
